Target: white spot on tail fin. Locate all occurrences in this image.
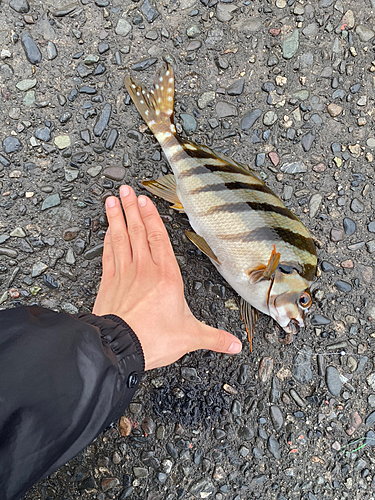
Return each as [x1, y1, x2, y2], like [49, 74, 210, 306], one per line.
[132, 84, 136, 89]
[142, 90, 146, 94]
[168, 96, 172, 101]
[149, 120, 156, 126]
[140, 100, 144, 104]
[167, 110, 173, 115]
[155, 84, 159, 90]
[159, 76, 163, 82]
[169, 78, 173, 83]
[160, 86, 164, 91]
[170, 124, 176, 132]
[157, 98, 161, 103]
[166, 70, 170, 76]
[145, 110, 149, 116]
[155, 110, 160, 116]
[136, 91, 140, 96]
[167, 88, 172, 93]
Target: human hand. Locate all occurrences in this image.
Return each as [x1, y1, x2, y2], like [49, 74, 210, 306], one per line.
[93, 185, 242, 370]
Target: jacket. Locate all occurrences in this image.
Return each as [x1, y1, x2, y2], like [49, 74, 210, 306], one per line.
[0, 306, 145, 500]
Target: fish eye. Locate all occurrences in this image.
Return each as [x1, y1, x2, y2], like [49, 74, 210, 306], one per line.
[299, 291, 312, 309]
[278, 264, 295, 275]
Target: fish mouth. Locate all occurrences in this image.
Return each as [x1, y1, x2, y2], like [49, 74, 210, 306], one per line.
[278, 319, 300, 345]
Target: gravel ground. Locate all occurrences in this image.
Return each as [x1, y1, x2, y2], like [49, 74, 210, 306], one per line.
[1, 0, 375, 498]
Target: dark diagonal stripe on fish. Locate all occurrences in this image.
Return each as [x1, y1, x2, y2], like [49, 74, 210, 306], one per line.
[191, 181, 275, 196]
[219, 226, 316, 256]
[179, 163, 251, 177]
[205, 201, 300, 221]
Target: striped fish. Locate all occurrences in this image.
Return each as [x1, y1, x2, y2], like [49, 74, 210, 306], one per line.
[124, 63, 317, 351]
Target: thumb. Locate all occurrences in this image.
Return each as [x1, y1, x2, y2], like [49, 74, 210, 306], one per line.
[198, 323, 242, 354]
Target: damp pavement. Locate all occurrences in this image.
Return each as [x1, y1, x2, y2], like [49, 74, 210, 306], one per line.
[0, 0, 375, 498]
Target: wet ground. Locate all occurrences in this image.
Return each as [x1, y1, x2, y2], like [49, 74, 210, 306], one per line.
[0, 0, 375, 498]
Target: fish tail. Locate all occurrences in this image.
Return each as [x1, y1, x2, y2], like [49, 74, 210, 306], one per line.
[124, 63, 176, 138]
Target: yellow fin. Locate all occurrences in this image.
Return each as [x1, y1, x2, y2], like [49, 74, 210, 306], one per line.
[246, 244, 281, 284]
[185, 230, 220, 264]
[124, 63, 175, 135]
[240, 298, 259, 353]
[142, 174, 184, 211]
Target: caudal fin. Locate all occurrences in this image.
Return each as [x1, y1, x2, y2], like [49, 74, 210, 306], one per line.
[124, 63, 176, 136]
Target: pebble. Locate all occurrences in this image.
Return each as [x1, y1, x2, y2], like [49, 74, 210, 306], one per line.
[103, 166, 125, 181]
[141, 0, 160, 23]
[263, 111, 277, 126]
[310, 314, 331, 326]
[94, 104, 111, 137]
[10, 227, 26, 238]
[280, 161, 307, 174]
[35, 127, 51, 142]
[356, 25, 375, 41]
[43, 274, 60, 290]
[102, 478, 119, 492]
[115, 19, 132, 36]
[343, 218, 356, 235]
[181, 367, 201, 382]
[237, 426, 254, 440]
[216, 3, 237, 22]
[198, 91, 215, 109]
[292, 349, 312, 383]
[327, 103, 342, 117]
[133, 467, 148, 478]
[270, 405, 283, 430]
[31, 262, 48, 278]
[83, 243, 104, 260]
[0, 248, 18, 258]
[330, 228, 344, 242]
[326, 366, 342, 396]
[350, 198, 364, 213]
[189, 479, 214, 498]
[10, 0, 30, 13]
[216, 101, 237, 118]
[21, 31, 42, 64]
[180, 113, 197, 135]
[335, 280, 352, 292]
[41, 194, 61, 211]
[268, 435, 281, 459]
[105, 129, 118, 150]
[3, 137, 22, 154]
[132, 58, 158, 71]
[301, 133, 315, 152]
[258, 357, 273, 383]
[47, 41, 58, 60]
[282, 29, 299, 59]
[309, 193, 322, 218]
[241, 109, 262, 130]
[227, 78, 245, 96]
[54, 135, 71, 149]
[16, 78, 36, 91]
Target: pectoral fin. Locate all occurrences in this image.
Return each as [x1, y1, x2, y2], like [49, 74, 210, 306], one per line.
[185, 230, 220, 264]
[240, 298, 259, 353]
[142, 174, 184, 211]
[246, 244, 281, 284]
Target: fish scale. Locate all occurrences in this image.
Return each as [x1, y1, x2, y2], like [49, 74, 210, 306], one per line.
[125, 63, 317, 351]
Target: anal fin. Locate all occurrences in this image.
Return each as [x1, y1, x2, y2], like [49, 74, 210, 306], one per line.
[240, 298, 259, 353]
[142, 174, 184, 212]
[185, 230, 220, 264]
[246, 244, 281, 284]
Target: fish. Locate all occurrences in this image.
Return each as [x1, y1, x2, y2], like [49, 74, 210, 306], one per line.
[124, 63, 317, 351]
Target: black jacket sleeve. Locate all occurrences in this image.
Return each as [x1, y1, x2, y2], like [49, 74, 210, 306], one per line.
[0, 306, 145, 500]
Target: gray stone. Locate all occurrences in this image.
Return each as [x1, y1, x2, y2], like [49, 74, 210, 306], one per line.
[141, 0, 160, 23]
[268, 436, 280, 459]
[21, 32, 42, 64]
[263, 111, 277, 126]
[10, 0, 29, 13]
[241, 109, 262, 130]
[216, 3, 238, 22]
[180, 113, 197, 134]
[16, 78, 37, 91]
[270, 405, 283, 430]
[103, 166, 125, 181]
[3, 137, 22, 154]
[326, 366, 342, 396]
[65, 248, 76, 265]
[280, 161, 307, 174]
[181, 367, 201, 381]
[227, 78, 245, 96]
[356, 25, 374, 42]
[351, 198, 364, 213]
[84, 243, 104, 260]
[54, 135, 71, 149]
[368, 222, 375, 233]
[35, 127, 51, 142]
[366, 240, 375, 254]
[301, 133, 315, 152]
[292, 349, 312, 383]
[41, 193, 61, 211]
[0, 247, 18, 258]
[47, 41, 58, 60]
[115, 19, 132, 36]
[190, 479, 215, 498]
[283, 29, 299, 59]
[216, 101, 237, 118]
[237, 426, 254, 440]
[31, 262, 48, 278]
[198, 91, 216, 109]
[309, 193, 322, 218]
[94, 104, 111, 137]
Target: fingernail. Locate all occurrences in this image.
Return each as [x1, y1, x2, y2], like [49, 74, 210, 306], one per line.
[106, 197, 116, 208]
[228, 341, 242, 354]
[138, 196, 147, 207]
[120, 185, 130, 197]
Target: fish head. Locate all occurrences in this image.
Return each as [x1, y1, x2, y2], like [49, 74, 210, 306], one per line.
[267, 267, 313, 335]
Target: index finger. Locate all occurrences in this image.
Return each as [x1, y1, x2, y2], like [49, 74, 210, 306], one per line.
[137, 195, 176, 267]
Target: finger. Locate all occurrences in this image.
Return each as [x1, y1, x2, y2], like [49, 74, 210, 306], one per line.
[138, 195, 176, 266]
[105, 196, 132, 269]
[197, 323, 242, 354]
[119, 185, 149, 263]
[101, 228, 116, 279]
